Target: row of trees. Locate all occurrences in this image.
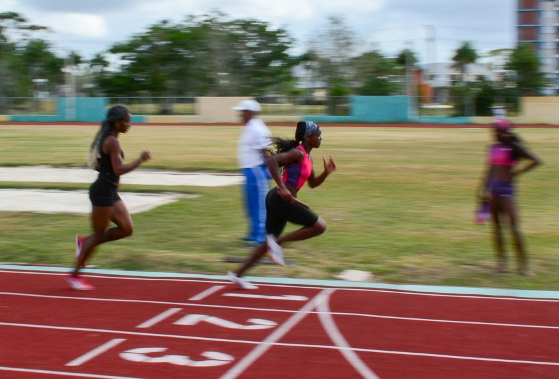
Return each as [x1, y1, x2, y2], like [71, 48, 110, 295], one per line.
[0, 11, 548, 103]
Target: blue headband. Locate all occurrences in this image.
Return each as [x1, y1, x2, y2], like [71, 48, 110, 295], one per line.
[303, 121, 319, 139]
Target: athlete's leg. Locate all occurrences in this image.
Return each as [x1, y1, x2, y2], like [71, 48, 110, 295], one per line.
[503, 196, 529, 274]
[244, 167, 268, 243]
[73, 205, 111, 275]
[276, 217, 326, 245]
[491, 195, 507, 272]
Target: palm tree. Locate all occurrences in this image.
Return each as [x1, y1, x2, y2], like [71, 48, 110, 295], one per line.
[452, 42, 478, 83]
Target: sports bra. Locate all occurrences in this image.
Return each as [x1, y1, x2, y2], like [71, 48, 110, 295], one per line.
[97, 137, 124, 183]
[282, 145, 313, 190]
[489, 143, 516, 167]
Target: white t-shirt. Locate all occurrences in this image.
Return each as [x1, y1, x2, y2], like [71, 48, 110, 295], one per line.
[237, 118, 271, 169]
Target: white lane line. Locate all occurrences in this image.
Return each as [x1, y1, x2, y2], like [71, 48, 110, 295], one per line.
[0, 321, 263, 345]
[0, 291, 297, 314]
[3, 291, 559, 330]
[189, 285, 225, 301]
[222, 293, 308, 301]
[219, 289, 333, 379]
[66, 338, 126, 367]
[317, 291, 380, 379]
[3, 269, 559, 303]
[136, 308, 182, 329]
[0, 366, 144, 379]
[2, 321, 559, 366]
[326, 311, 559, 330]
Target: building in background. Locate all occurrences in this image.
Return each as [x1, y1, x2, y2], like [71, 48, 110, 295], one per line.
[517, 0, 558, 94]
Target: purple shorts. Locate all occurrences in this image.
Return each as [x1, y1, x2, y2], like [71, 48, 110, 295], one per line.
[489, 180, 514, 197]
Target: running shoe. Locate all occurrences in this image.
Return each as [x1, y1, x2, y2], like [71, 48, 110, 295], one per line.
[76, 235, 86, 266]
[227, 272, 258, 290]
[65, 275, 94, 290]
[266, 234, 285, 266]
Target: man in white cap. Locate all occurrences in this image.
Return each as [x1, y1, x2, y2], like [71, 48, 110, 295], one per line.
[232, 99, 271, 245]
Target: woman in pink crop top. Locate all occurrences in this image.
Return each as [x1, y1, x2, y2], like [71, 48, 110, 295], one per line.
[477, 120, 541, 275]
[228, 121, 336, 289]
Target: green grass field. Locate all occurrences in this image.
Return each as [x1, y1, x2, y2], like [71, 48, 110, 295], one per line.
[1, 124, 558, 291]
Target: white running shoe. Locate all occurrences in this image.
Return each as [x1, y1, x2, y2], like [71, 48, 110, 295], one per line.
[266, 234, 285, 266]
[65, 275, 94, 290]
[227, 272, 258, 290]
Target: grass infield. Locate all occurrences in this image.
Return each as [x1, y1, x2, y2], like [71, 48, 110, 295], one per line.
[0, 124, 558, 290]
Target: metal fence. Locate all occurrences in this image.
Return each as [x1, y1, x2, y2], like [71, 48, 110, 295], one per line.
[107, 97, 197, 115]
[0, 95, 520, 118]
[0, 97, 58, 115]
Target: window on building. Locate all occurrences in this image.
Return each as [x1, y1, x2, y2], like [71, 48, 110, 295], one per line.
[519, 0, 539, 9]
[519, 26, 538, 40]
[519, 11, 538, 25]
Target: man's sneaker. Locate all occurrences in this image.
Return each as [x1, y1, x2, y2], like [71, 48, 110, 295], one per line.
[266, 234, 285, 266]
[76, 235, 86, 267]
[227, 272, 258, 290]
[65, 275, 94, 291]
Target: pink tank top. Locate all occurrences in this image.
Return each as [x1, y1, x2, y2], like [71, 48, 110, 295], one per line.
[282, 145, 313, 190]
[489, 144, 516, 166]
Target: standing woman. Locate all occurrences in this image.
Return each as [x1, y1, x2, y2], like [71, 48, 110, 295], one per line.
[66, 105, 151, 290]
[478, 120, 541, 275]
[228, 121, 336, 289]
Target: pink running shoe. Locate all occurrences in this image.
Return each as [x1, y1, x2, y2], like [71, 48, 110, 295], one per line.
[76, 235, 86, 267]
[65, 275, 94, 290]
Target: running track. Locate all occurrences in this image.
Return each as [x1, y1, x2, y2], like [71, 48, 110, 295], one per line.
[1, 265, 559, 379]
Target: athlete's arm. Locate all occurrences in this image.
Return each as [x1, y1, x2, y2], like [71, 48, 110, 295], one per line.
[267, 148, 304, 200]
[104, 136, 151, 177]
[307, 156, 336, 188]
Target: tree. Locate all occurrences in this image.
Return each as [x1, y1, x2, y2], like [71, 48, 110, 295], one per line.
[98, 12, 297, 97]
[352, 50, 400, 96]
[452, 42, 478, 83]
[21, 40, 64, 93]
[505, 42, 546, 95]
[306, 16, 357, 93]
[0, 12, 51, 97]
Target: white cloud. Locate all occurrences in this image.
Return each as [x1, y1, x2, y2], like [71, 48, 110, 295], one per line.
[41, 13, 108, 38]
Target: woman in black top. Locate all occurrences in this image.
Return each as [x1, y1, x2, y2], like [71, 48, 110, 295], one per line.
[66, 105, 151, 290]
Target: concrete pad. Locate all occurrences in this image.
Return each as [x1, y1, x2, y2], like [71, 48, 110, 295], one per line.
[335, 270, 373, 282]
[0, 189, 193, 214]
[0, 166, 244, 187]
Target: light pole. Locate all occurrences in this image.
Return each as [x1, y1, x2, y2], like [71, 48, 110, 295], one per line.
[62, 49, 77, 121]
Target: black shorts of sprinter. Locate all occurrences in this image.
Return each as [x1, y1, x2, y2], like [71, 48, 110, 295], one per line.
[265, 188, 319, 237]
[89, 176, 121, 207]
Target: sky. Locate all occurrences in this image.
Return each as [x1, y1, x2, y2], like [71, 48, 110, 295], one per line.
[0, 0, 515, 64]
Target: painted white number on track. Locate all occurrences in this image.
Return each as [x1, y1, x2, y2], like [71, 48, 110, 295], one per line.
[174, 314, 277, 330]
[120, 348, 234, 367]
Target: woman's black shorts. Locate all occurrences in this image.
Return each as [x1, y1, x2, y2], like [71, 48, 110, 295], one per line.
[89, 177, 121, 207]
[265, 188, 319, 237]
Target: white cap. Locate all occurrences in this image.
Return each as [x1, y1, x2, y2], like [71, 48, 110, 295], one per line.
[232, 99, 261, 113]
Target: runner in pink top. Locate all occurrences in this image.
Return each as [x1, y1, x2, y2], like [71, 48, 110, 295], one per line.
[228, 121, 336, 289]
[477, 120, 541, 275]
[282, 145, 313, 190]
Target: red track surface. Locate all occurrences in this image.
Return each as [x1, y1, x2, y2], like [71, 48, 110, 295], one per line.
[1, 269, 559, 378]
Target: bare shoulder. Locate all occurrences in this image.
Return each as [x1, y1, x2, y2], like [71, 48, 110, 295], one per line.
[102, 135, 120, 154]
